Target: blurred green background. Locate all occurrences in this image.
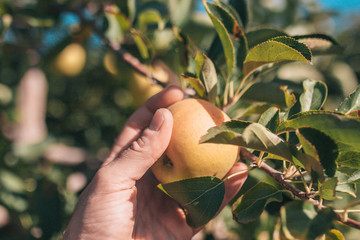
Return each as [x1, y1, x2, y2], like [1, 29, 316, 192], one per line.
[0, 0, 359, 239]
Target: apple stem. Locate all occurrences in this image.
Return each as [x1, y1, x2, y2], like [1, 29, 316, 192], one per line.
[223, 168, 253, 182]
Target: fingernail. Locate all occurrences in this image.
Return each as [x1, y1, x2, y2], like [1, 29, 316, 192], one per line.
[149, 109, 164, 131]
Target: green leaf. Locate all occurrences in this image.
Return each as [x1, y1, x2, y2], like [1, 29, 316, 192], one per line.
[337, 85, 360, 115]
[232, 182, 286, 223]
[343, 169, 360, 184]
[137, 9, 164, 31]
[295, 131, 325, 182]
[320, 177, 338, 200]
[335, 172, 356, 198]
[195, 52, 218, 103]
[130, 29, 153, 60]
[246, 28, 288, 49]
[229, 0, 248, 28]
[280, 85, 297, 109]
[218, 0, 245, 30]
[294, 34, 343, 55]
[277, 111, 360, 152]
[158, 176, 225, 228]
[114, 0, 130, 17]
[306, 207, 337, 240]
[204, 1, 247, 76]
[243, 40, 311, 81]
[325, 229, 345, 240]
[204, 2, 235, 76]
[298, 128, 338, 177]
[0, 169, 25, 193]
[337, 150, 360, 169]
[281, 201, 336, 240]
[181, 74, 206, 98]
[258, 107, 280, 133]
[272, 36, 312, 62]
[300, 79, 328, 112]
[201, 121, 293, 161]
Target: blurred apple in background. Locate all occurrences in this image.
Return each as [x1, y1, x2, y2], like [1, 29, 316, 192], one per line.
[54, 43, 86, 77]
[130, 59, 178, 107]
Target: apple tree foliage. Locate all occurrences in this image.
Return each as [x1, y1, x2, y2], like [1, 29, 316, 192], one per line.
[0, 0, 360, 239]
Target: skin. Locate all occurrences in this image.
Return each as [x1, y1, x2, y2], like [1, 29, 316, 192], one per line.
[63, 86, 248, 240]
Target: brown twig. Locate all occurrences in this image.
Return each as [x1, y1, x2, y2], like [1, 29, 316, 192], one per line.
[239, 148, 360, 230]
[74, 7, 167, 88]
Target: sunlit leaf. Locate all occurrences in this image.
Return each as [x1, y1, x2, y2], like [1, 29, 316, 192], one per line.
[195, 52, 218, 103]
[325, 229, 345, 240]
[130, 29, 153, 60]
[204, 1, 247, 75]
[181, 74, 206, 98]
[294, 33, 343, 55]
[337, 150, 360, 169]
[337, 85, 360, 115]
[300, 79, 328, 112]
[137, 9, 164, 31]
[246, 28, 288, 49]
[258, 107, 280, 133]
[201, 121, 293, 161]
[277, 111, 360, 152]
[280, 85, 297, 109]
[320, 177, 338, 200]
[243, 40, 311, 81]
[343, 169, 360, 184]
[0, 169, 25, 193]
[158, 176, 225, 228]
[272, 36, 312, 62]
[335, 172, 356, 198]
[232, 182, 286, 223]
[204, 1, 235, 76]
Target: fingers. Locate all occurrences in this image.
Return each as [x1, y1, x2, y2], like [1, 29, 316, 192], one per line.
[221, 162, 248, 210]
[104, 85, 183, 165]
[102, 108, 174, 185]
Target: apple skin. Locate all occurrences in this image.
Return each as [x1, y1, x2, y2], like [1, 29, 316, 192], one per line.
[151, 98, 240, 183]
[55, 43, 86, 77]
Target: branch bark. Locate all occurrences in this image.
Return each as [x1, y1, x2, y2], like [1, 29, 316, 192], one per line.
[75, 7, 167, 88]
[240, 148, 360, 230]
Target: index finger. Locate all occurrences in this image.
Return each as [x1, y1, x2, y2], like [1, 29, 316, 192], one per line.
[104, 85, 184, 164]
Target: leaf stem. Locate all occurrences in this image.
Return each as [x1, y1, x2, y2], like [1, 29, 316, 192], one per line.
[224, 168, 253, 182]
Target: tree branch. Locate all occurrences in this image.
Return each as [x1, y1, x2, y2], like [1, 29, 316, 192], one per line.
[75, 7, 167, 88]
[240, 148, 360, 230]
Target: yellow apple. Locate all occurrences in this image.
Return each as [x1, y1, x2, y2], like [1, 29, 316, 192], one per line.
[151, 98, 240, 183]
[130, 60, 172, 107]
[103, 51, 118, 75]
[55, 43, 86, 76]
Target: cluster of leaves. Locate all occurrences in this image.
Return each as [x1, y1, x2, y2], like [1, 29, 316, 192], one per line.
[156, 0, 360, 238]
[0, 0, 360, 239]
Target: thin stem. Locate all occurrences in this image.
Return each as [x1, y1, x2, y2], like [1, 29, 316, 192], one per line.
[293, 164, 311, 195]
[256, 151, 265, 167]
[334, 209, 360, 213]
[224, 168, 253, 181]
[343, 200, 360, 222]
[239, 148, 360, 230]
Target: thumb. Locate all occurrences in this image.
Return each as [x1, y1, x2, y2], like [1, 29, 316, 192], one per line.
[103, 108, 173, 184]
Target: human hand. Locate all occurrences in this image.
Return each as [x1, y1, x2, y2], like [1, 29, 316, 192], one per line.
[63, 86, 248, 240]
